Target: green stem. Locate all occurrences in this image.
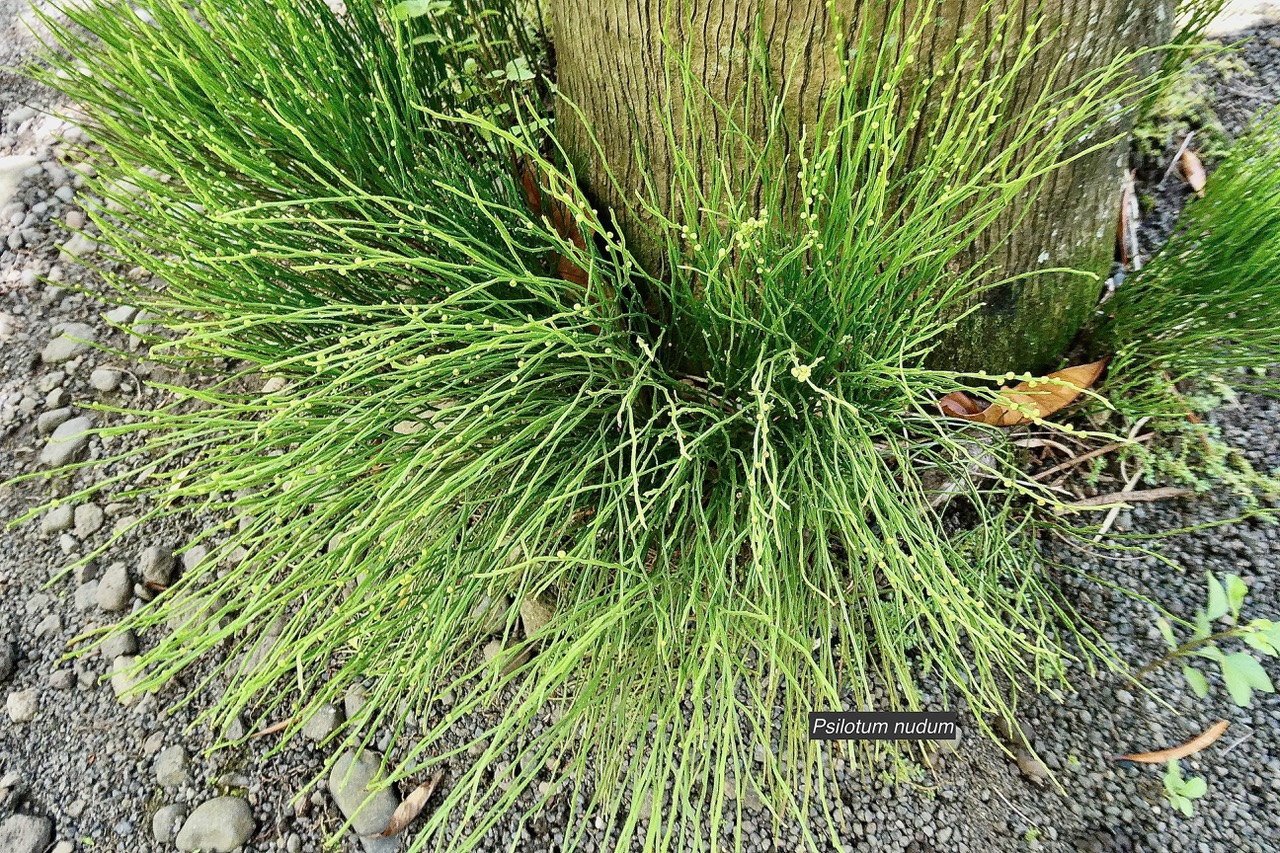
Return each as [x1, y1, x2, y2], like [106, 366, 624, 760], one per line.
[1135, 627, 1246, 679]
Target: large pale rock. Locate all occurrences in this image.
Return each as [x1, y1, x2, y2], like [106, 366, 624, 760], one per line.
[152, 803, 187, 844]
[469, 593, 511, 635]
[0, 155, 37, 209]
[89, 367, 121, 392]
[39, 416, 94, 466]
[95, 562, 131, 612]
[73, 503, 104, 538]
[519, 594, 555, 639]
[40, 504, 72, 534]
[41, 322, 96, 363]
[59, 232, 97, 262]
[6, 689, 37, 723]
[329, 750, 399, 838]
[301, 703, 343, 742]
[0, 814, 52, 853]
[138, 545, 174, 586]
[110, 655, 143, 705]
[174, 797, 254, 851]
[154, 745, 190, 787]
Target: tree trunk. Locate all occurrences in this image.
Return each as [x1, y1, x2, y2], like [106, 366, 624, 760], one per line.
[546, 0, 1175, 374]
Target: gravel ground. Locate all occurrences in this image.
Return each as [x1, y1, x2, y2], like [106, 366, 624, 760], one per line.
[2, 3, 1279, 853]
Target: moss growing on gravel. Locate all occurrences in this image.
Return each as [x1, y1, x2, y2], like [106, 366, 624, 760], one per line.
[1133, 52, 1255, 172]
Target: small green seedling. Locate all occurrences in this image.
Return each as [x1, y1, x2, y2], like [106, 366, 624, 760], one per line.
[1145, 572, 1280, 706]
[1162, 760, 1207, 817]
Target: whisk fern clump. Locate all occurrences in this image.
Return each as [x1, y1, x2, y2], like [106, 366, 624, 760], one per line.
[15, 0, 1274, 850]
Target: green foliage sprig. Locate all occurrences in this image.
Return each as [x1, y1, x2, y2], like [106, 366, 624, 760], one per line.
[1106, 104, 1280, 411]
[1142, 572, 1279, 706]
[1163, 759, 1208, 817]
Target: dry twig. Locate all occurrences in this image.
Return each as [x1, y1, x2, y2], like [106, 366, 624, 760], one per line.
[250, 717, 295, 739]
[1033, 433, 1154, 482]
[1158, 131, 1196, 189]
[1064, 485, 1193, 511]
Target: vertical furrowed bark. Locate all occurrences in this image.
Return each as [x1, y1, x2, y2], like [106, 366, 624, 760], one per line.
[548, 0, 1176, 373]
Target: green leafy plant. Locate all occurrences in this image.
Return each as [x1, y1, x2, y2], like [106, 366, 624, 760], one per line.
[1141, 572, 1280, 705]
[1099, 102, 1280, 501]
[10, 1, 1278, 851]
[1162, 759, 1208, 817]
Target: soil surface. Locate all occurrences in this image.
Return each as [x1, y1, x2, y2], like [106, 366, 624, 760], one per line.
[1, 3, 1279, 853]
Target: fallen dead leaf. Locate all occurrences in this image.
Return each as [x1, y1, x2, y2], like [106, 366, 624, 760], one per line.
[1180, 148, 1207, 198]
[514, 152, 590, 287]
[938, 390, 984, 418]
[249, 717, 295, 739]
[1117, 170, 1135, 265]
[1111, 720, 1228, 764]
[516, 151, 542, 217]
[378, 772, 444, 837]
[555, 252, 588, 288]
[939, 359, 1108, 427]
[1160, 132, 1196, 189]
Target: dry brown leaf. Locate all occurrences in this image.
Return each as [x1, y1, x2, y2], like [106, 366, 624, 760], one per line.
[984, 359, 1108, 426]
[938, 390, 984, 418]
[938, 359, 1108, 427]
[513, 152, 590, 287]
[249, 717, 295, 739]
[377, 772, 444, 837]
[1111, 720, 1228, 764]
[1117, 172, 1134, 264]
[515, 151, 543, 218]
[1180, 149, 1207, 198]
[555, 253, 589, 288]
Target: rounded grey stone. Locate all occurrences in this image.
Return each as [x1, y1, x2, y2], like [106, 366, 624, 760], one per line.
[152, 803, 187, 844]
[95, 562, 132, 612]
[89, 367, 122, 392]
[35, 408, 72, 436]
[73, 580, 98, 611]
[73, 503, 104, 538]
[329, 749, 399, 837]
[138, 545, 174, 586]
[40, 504, 73, 535]
[6, 689, 37, 723]
[100, 629, 138, 659]
[154, 745, 190, 788]
[174, 796, 254, 852]
[302, 703, 344, 742]
[344, 684, 368, 721]
[110, 655, 142, 705]
[0, 814, 52, 853]
[469, 593, 512, 635]
[39, 415, 94, 467]
[41, 322, 96, 363]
